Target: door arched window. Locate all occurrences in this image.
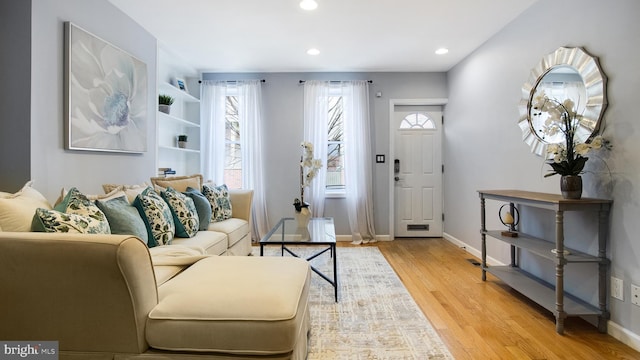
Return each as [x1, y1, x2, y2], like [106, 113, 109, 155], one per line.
[399, 113, 436, 129]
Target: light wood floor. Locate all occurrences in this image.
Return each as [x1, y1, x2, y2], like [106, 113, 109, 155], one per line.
[341, 238, 640, 360]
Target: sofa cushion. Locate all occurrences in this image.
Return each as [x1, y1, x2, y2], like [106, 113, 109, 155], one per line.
[96, 196, 149, 244]
[161, 187, 199, 238]
[51, 187, 110, 234]
[147, 256, 310, 355]
[0, 181, 51, 232]
[184, 187, 212, 231]
[150, 174, 203, 193]
[202, 184, 233, 222]
[133, 188, 175, 247]
[170, 230, 227, 255]
[207, 218, 249, 248]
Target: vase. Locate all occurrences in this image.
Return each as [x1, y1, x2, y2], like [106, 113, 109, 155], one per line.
[560, 175, 582, 199]
[159, 104, 171, 114]
[178, 141, 187, 149]
[294, 207, 311, 241]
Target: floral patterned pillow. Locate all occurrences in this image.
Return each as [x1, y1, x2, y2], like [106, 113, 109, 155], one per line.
[133, 188, 175, 247]
[202, 184, 232, 222]
[161, 187, 199, 238]
[33, 208, 110, 234]
[53, 187, 110, 234]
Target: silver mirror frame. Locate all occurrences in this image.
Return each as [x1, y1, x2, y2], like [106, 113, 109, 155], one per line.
[518, 47, 608, 156]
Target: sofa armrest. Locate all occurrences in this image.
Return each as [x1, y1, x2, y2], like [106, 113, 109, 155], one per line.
[229, 189, 253, 223]
[0, 232, 158, 353]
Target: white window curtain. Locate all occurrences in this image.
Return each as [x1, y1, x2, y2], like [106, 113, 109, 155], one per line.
[341, 81, 376, 244]
[302, 81, 328, 217]
[201, 80, 270, 240]
[303, 80, 376, 243]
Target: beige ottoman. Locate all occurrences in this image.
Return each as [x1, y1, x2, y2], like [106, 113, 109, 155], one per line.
[147, 256, 311, 358]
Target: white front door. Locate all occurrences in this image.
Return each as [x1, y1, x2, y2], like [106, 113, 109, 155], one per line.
[393, 108, 443, 237]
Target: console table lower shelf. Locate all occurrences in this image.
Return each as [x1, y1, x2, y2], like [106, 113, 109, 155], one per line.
[485, 266, 600, 316]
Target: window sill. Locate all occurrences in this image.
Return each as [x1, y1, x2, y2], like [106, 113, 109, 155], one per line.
[325, 190, 345, 199]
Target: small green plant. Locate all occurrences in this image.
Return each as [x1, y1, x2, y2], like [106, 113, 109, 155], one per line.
[178, 134, 188, 142]
[159, 94, 174, 106]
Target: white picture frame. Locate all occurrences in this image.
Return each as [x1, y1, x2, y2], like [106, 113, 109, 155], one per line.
[64, 22, 148, 153]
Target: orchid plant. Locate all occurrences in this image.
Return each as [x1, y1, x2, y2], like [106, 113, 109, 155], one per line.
[531, 92, 609, 177]
[293, 141, 322, 212]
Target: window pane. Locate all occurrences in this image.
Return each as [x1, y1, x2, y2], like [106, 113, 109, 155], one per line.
[327, 142, 345, 188]
[327, 96, 345, 189]
[225, 96, 242, 189]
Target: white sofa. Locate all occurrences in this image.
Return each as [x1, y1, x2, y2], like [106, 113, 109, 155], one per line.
[0, 179, 312, 359]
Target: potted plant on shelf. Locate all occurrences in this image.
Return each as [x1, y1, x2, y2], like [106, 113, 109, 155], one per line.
[177, 134, 188, 148]
[158, 94, 174, 114]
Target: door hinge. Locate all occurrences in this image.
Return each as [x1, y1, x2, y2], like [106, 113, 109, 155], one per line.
[442, 164, 444, 173]
[442, 213, 445, 222]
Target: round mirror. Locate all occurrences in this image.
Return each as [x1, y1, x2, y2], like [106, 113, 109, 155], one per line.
[518, 47, 607, 156]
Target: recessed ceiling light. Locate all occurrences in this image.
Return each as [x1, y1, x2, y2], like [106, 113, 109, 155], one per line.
[300, 0, 318, 10]
[435, 48, 449, 55]
[307, 48, 320, 56]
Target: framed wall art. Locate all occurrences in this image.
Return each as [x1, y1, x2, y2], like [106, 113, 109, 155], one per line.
[64, 22, 148, 153]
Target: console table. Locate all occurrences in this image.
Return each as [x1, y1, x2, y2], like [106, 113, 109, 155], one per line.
[478, 190, 612, 334]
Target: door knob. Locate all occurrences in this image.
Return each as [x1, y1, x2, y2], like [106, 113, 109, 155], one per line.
[394, 176, 400, 181]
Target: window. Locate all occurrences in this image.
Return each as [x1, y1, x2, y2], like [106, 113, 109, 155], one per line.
[327, 95, 345, 191]
[400, 113, 436, 129]
[224, 93, 242, 189]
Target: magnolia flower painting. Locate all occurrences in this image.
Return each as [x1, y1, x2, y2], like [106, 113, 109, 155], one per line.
[65, 22, 147, 153]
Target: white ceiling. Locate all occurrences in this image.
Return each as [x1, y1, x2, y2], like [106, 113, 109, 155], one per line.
[108, 0, 537, 73]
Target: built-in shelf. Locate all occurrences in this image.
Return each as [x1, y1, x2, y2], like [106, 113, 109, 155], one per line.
[159, 112, 200, 128]
[159, 145, 200, 154]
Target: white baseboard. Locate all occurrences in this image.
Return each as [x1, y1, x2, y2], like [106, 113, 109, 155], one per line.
[442, 232, 640, 352]
[608, 320, 640, 352]
[442, 232, 504, 266]
[336, 234, 392, 242]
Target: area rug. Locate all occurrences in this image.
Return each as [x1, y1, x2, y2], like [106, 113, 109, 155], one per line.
[256, 246, 453, 359]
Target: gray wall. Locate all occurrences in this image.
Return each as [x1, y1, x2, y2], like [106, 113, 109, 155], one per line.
[24, 0, 157, 202]
[0, 0, 31, 192]
[201, 72, 447, 235]
[445, 0, 640, 336]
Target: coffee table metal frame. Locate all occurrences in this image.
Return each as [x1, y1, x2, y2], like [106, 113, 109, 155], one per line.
[260, 217, 338, 302]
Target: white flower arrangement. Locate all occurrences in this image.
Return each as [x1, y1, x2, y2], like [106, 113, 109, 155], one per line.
[531, 93, 610, 177]
[294, 141, 322, 211]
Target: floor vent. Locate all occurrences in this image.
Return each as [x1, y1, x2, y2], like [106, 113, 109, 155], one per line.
[466, 259, 481, 266]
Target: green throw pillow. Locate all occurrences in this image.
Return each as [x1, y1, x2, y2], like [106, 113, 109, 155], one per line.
[96, 196, 149, 244]
[52, 187, 110, 233]
[33, 208, 111, 234]
[202, 184, 232, 222]
[133, 188, 175, 247]
[161, 187, 199, 238]
[185, 187, 212, 231]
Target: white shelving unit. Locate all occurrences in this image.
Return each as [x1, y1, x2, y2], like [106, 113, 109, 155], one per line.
[157, 81, 200, 176]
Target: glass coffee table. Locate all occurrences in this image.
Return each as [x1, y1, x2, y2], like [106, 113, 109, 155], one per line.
[260, 217, 338, 302]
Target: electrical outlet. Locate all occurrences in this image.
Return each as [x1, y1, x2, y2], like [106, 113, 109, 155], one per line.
[632, 284, 640, 306]
[611, 277, 624, 301]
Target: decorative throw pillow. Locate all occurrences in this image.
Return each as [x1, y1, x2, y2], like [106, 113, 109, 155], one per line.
[0, 181, 52, 232]
[184, 187, 212, 231]
[52, 187, 110, 234]
[133, 188, 175, 247]
[96, 196, 149, 244]
[202, 184, 232, 222]
[150, 174, 204, 193]
[54, 187, 125, 207]
[102, 183, 149, 203]
[161, 187, 199, 238]
[33, 208, 111, 234]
